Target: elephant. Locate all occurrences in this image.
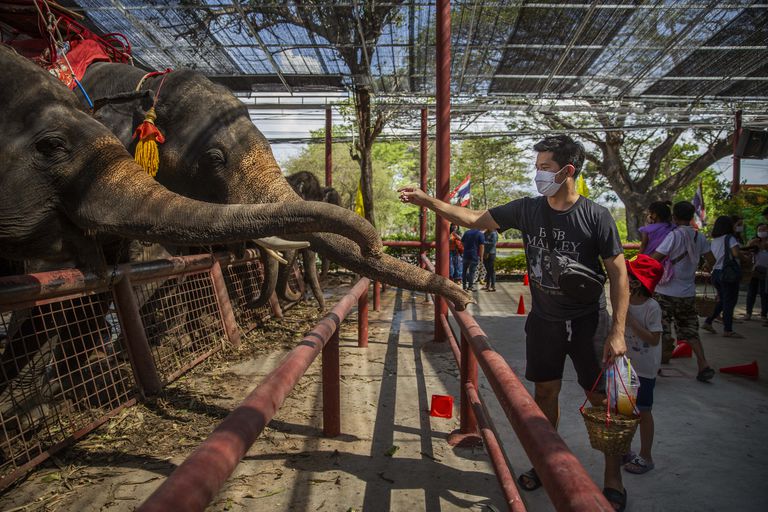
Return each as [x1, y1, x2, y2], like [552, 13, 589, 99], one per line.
[0, 45, 383, 395]
[284, 171, 339, 309]
[78, 62, 472, 310]
[0, 46, 381, 268]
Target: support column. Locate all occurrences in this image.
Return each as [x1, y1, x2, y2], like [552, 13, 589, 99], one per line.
[325, 108, 333, 188]
[420, 108, 429, 269]
[210, 260, 241, 348]
[434, 0, 451, 342]
[732, 110, 742, 196]
[448, 331, 481, 446]
[322, 328, 341, 437]
[113, 275, 162, 397]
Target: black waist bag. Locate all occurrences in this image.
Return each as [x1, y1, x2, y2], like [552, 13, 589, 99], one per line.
[550, 250, 606, 304]
[543, 208, 606, 304]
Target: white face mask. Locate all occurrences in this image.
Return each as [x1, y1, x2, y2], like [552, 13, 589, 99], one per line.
[735, 225, 744, 233]
[534, 166, 568, 197]
[759, 232, 768, 239]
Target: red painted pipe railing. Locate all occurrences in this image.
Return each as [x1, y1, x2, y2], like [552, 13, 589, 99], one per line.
[384, 240, 641, 250]
[421, 255, 611, 512]
[138, 278, 371, 512]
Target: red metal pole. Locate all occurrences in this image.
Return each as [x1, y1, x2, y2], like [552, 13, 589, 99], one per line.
[434, 0, 451, 342]
[373, 280, 381, 312]
[139, 279, 370, 512]
[358, 285, 369, 348]
[448, 331, 480, 446]
[449, 307, 611, 512]
[466, 383, 526, 512]
[732, 110, 742, 196]
[322, 328, 341, 437]
[209, 260, 241, 348]
[420, 107, 429, 269]
[112, 274, 162, 396]
[325, 108, 333, 188]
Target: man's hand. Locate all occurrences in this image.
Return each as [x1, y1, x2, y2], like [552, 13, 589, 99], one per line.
[602, 331, 627, 365]
[398, 186, 429, 206]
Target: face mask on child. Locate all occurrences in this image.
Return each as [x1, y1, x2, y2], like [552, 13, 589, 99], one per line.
[759, 232, 768, 239]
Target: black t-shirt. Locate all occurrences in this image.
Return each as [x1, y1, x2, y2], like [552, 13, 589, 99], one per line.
[489, 196, 623, 321]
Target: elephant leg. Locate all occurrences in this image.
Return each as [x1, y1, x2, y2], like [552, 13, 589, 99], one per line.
[301, 249, 325, 310]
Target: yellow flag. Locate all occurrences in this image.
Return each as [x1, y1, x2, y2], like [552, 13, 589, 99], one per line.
[354, 179, 365, 217]
[576, 174, 589, 198]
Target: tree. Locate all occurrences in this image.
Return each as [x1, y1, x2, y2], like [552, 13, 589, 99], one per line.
[453, 137, 528, 210]
[283, 128, 421, 236]
[511, 106, 733, 240]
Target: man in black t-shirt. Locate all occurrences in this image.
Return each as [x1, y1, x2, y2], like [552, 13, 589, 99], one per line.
[399, 135, 630, 511]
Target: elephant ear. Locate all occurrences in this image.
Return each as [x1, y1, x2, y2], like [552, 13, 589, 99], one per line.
[91, 90, 154, 147]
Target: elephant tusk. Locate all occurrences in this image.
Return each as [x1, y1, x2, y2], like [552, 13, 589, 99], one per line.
[254, 236, 311, 251]
[263, 247, 288, 265]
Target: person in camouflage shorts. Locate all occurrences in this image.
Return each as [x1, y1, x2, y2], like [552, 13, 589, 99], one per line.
[653, 294, 699, 363]
[651, 201, 716, 382]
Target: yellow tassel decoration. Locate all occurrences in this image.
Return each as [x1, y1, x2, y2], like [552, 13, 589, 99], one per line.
[132, 107, 165, 177]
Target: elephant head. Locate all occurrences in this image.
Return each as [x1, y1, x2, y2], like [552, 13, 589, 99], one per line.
[0, 46, 382, 268]
[80, 63, 472, 309]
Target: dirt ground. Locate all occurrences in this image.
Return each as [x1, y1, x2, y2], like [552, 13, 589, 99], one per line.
[0, 275, 501, 512]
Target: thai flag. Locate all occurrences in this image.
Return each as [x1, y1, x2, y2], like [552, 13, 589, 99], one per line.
[449, 174, 471, 207]
[693, 179, 706, 226]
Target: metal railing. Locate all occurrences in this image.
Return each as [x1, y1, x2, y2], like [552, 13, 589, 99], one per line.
[0, 251, 295, 490]
[421, 255, 612, 512]
[138, 278, 371, 512]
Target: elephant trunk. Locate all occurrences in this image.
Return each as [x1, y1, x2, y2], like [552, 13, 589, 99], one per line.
[69, 142, 383, 254]
[304, 233, 473, 311]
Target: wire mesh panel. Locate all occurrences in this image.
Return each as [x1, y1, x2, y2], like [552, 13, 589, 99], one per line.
[0, 292, 136, 488]
[223, 259, 272, 330]
[132, 271, 226, 384]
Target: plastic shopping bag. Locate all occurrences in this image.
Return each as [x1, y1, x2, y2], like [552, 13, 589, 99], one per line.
[605, 355, 639, 416]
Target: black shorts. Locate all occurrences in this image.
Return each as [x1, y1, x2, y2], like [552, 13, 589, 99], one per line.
[524, 309, 610, 391]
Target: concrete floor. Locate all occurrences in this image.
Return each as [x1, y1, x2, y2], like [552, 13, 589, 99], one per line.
[457, 281, 768, 512]
[3, 280, 766, 511]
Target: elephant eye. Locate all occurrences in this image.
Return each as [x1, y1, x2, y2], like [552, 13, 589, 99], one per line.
[200, 149, 226, 167]
[35, 136, 68, 157]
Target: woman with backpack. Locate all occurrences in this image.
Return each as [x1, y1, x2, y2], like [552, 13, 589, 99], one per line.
[702, 216, 744, 338]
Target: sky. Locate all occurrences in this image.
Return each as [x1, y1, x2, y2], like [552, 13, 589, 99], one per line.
[259, 108, 768, 188]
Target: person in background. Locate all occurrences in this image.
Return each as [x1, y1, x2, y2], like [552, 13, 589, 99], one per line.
[622, 255, 664, 476]
[702, 216, 743, 338]
[449, 223, 463, 283]
[483, 228, 499, 291]
[743, 223, 768, 322]
[639, 201, 675, 255]
[731, 215, 746, 244]
[651, 201, 715, 379]
[461, 228, 485, 291]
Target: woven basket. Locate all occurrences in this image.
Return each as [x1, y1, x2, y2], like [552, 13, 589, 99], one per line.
[695, 296, 718, 318]
[581, 406, 639, 455]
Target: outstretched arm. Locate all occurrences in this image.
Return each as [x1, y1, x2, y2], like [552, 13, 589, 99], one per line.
[398, 186, 500, 230]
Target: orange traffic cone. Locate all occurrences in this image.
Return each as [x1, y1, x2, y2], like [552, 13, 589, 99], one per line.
[517, 295, 526, 314]
[719, 360, 759, 379]
[671, 340, 692, 358]
[523, 273, 529, 286]
[430, 394, 454, 418]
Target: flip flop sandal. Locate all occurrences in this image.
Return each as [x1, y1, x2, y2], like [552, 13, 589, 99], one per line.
[517, 468, 542, 491]
[624, 455, 655, 474]
[603, 487, 627, 512]
[620, 451, 637, 466]
[697, 367, 715, 382]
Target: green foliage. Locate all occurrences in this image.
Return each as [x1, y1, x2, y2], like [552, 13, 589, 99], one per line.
[454, 138, 528, 210]
[727, 187, 768, 237]
[494, 253, 528, 273]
